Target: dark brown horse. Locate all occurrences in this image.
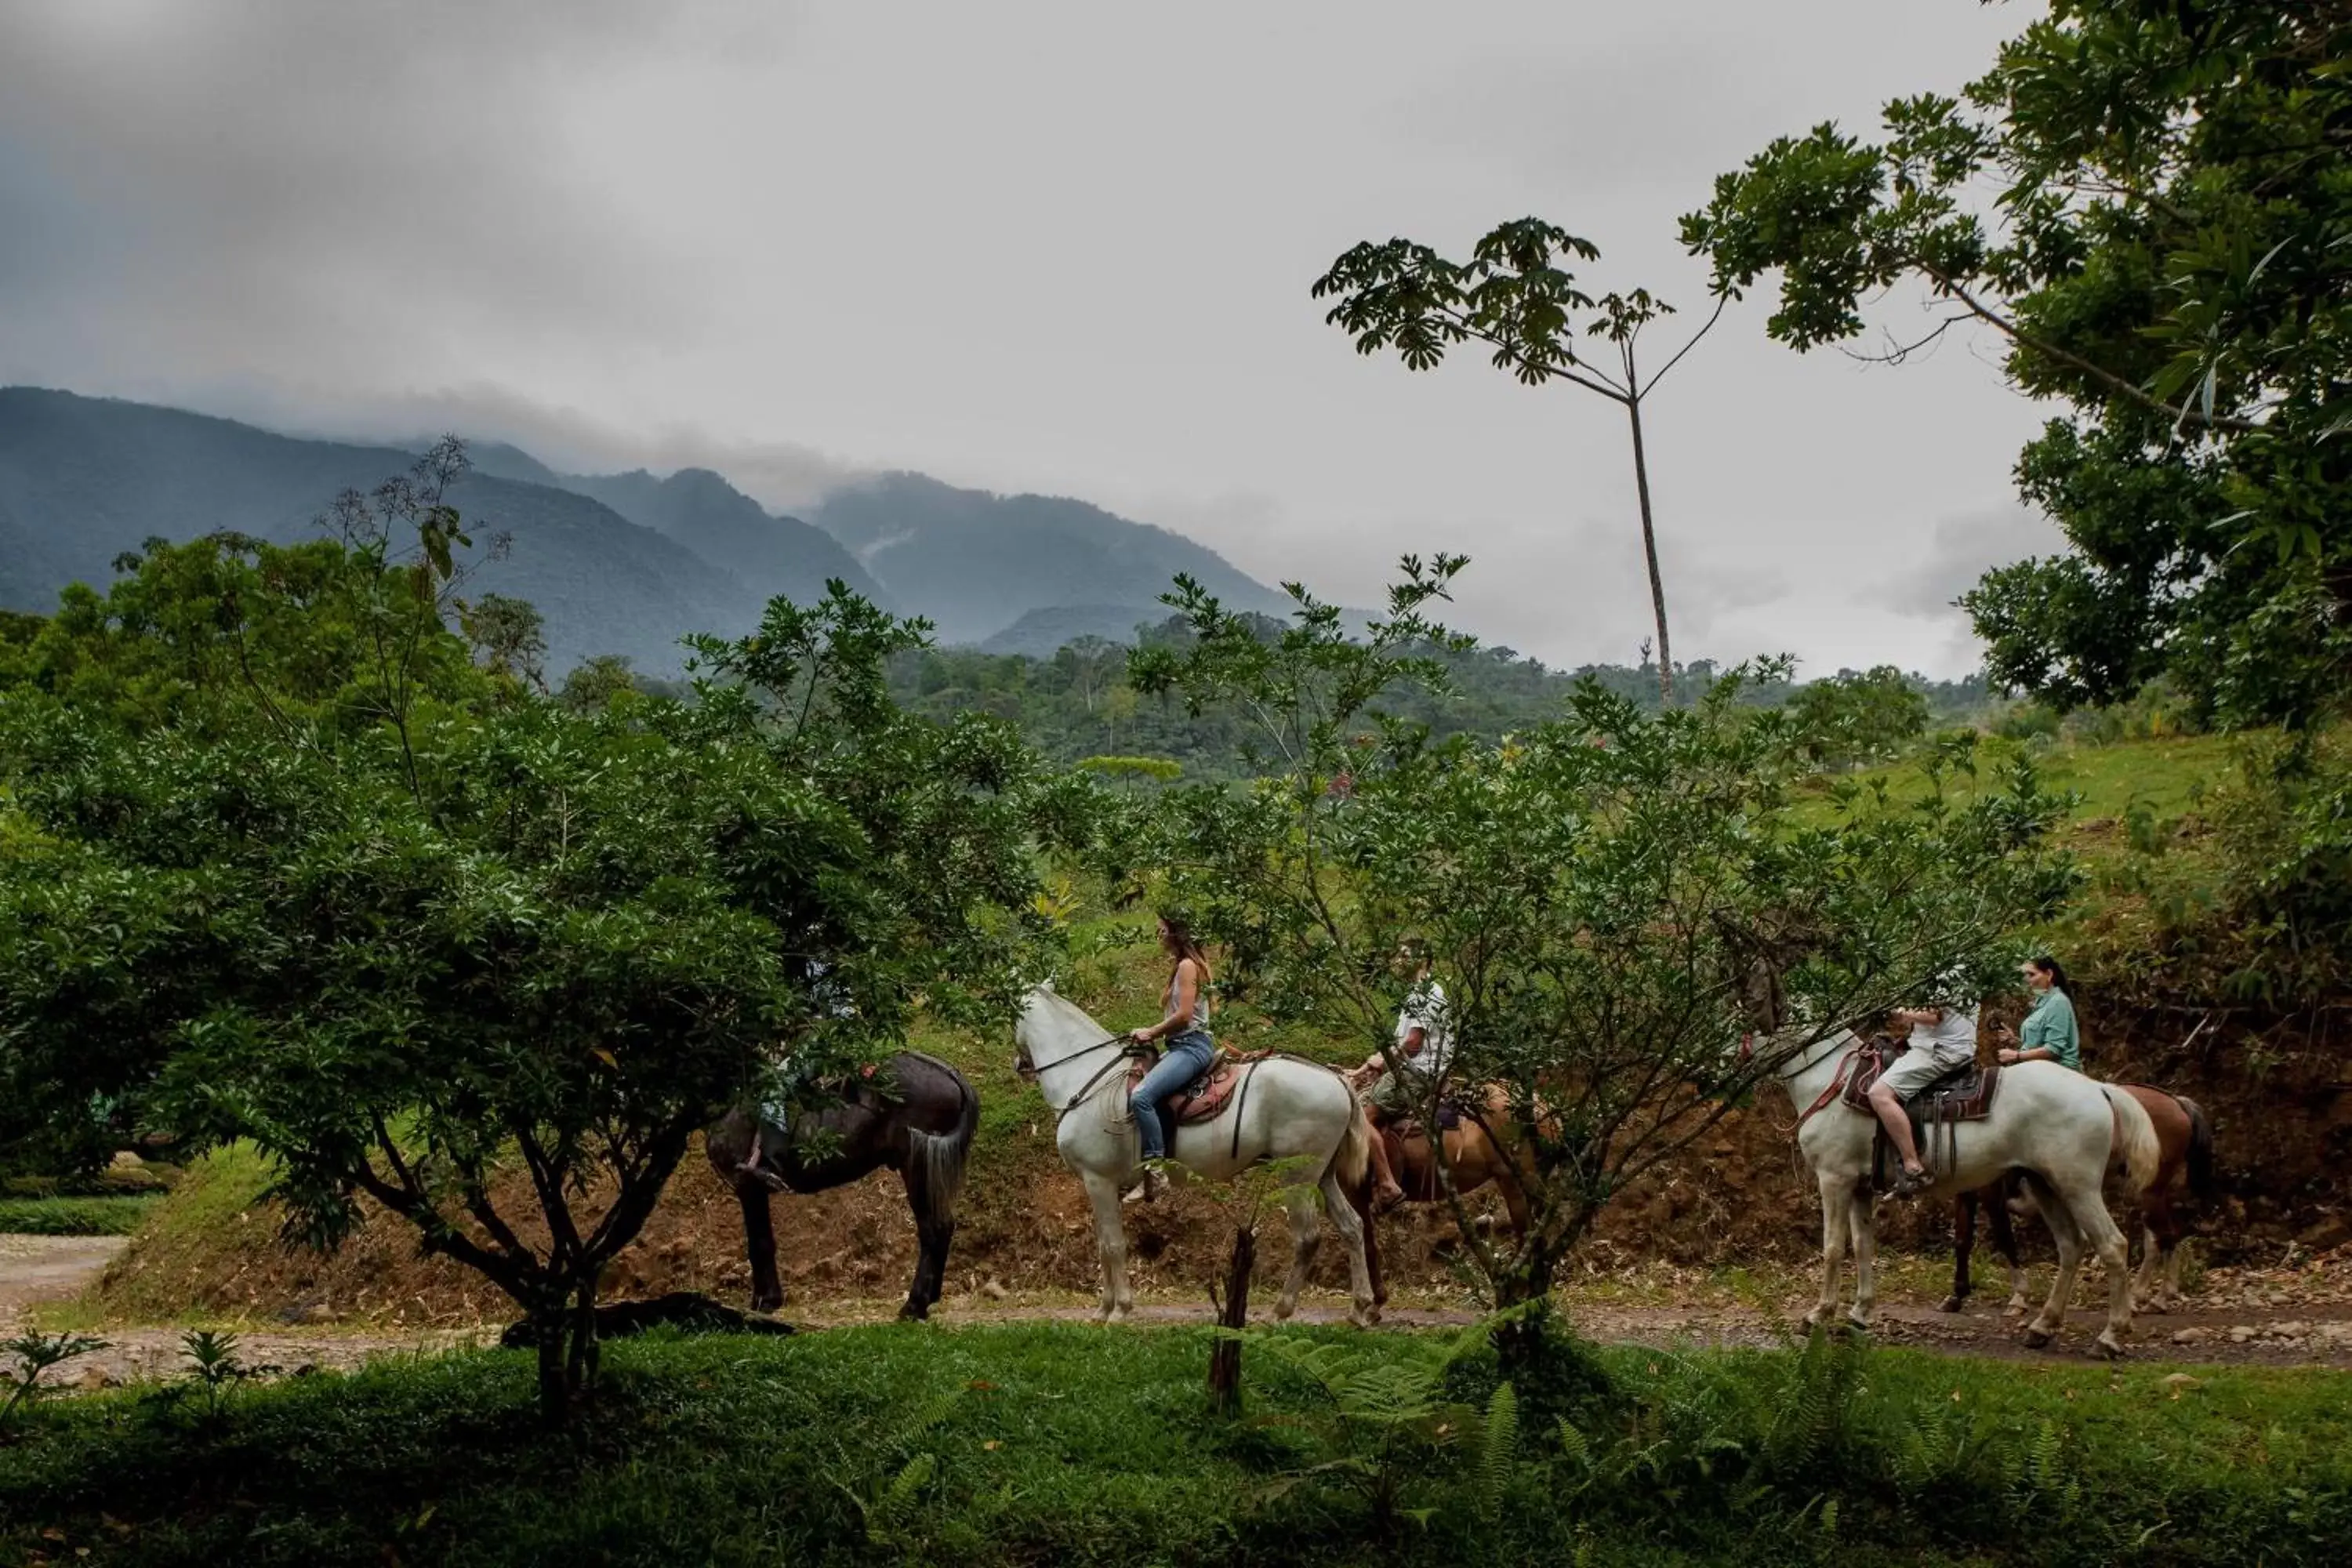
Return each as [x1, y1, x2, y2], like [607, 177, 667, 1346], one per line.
[1346, 1084, 1537, 1310]
[1942, 1083, 2215, 1316]
[705, 1051, 978, 1320]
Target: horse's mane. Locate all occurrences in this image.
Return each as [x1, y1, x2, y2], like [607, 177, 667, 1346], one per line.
[1026, 984, 1109, 1036]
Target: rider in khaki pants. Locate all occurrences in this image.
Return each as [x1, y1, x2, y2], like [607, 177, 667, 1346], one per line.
[1869, 994, 1980, 1196]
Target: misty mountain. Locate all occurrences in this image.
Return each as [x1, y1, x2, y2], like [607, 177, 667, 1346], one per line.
[0, 388, 766, 673]
[975, 603, 1164, 656]
[557, 467, 888, 612]
[0, 388, 1298, 676]
[811, 473, 1289, 645]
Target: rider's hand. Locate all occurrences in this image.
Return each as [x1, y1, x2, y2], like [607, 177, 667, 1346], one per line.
[1997, 1048, 2020, 1065]
[1127, 1027, 1156, 1045]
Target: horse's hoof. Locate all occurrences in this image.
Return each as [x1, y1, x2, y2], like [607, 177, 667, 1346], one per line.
[2135, 1298, 2169, 1317]
[752, 1294, 784, 1315]
[2003, 1300, 2030, 1319]
[1845, 1312, 1874, 1335]
[898, 1301, 930, 1323]
[2092, 1334, 2125, 1361]
[1272, 1299, 1298, 1323]
[2021, 1327, 2053, 1350]
[1937, 1294, 1966, 1314]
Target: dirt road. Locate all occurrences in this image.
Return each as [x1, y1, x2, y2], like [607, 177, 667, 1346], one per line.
[8, 1229, 2349, 1388]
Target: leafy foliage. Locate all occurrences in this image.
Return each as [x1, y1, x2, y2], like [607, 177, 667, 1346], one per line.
[1133, 563, 2074, 1325]
[0, 1331, 107, 1436]
[0, 452, 1075, 1422]
[1683, 1, 2352, 729]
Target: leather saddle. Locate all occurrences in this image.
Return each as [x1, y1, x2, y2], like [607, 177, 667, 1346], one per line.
[1126, 1047, 1272, 1127]
[1377, 1102, 1471, 1204]
[1841, 1036, 2000, 1191]
[1385, 1100, 1466, 1142]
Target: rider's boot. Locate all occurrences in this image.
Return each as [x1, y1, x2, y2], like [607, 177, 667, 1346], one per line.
[1123, 1164, 1168, 1206]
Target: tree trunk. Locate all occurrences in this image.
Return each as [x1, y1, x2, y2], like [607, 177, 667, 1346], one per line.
[527, 1268, 605, 1429]
[1207, 1225, 1254, 1416]
[1624, 390, 1674, 707]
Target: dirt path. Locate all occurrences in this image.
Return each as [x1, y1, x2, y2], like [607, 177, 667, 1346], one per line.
[1, 1234, 486, 1388]
[9, 1231, 2350, 1387]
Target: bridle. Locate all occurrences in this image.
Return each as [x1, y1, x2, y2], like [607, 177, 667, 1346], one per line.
[1016, 1033, 1142, 1119]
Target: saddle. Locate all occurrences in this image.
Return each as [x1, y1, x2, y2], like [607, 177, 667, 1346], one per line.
[1377, 1102, 1470, 1205]
[1840, 1036, 2000, 1192]
[1384, 1100, 1466, 1142]
[1125, 1051, 1258, 1127]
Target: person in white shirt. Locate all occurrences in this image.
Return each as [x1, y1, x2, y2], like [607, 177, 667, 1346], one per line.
[1353, 943, 1452, 1211]
[1867, 985, 1981, 1197]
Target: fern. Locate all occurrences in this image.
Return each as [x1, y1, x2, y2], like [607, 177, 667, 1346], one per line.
[1477, 1381, 1518, 1524]
[1554, 1416, 1591, 1471]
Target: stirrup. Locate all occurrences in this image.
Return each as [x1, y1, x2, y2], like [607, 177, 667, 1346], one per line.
[1889, 1165, 1933, 1199]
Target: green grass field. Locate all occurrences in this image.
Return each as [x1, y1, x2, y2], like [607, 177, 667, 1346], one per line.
[1, 1321, 2341, 1566]
[0, 1194, 157, 1236]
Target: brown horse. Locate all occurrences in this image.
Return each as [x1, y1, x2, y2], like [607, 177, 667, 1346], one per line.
[1942, 1083, 2215, 1316]
[1346, 1084, 1536, 1309]
[705, 1051, 978, 1320]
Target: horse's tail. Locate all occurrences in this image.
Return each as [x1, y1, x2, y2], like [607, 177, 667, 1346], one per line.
[906, 1055, 979, 1226]
[2177, 1095, 2217, 1202]
[1330, 1094, 1373, 1192]
[2102, 1084, 2162, 1196]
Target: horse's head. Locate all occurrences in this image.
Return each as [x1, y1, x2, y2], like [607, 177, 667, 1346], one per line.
[1011, 978, 1055, 1082]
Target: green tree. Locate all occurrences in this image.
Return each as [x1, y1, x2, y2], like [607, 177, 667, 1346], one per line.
[1133, 564, 2071, 1371]
[1788, 666, 1931, 770]
[1315, 222, 1725, 704]
[1, 478, 1069, 1421]
[1682, 1, 2352, 729]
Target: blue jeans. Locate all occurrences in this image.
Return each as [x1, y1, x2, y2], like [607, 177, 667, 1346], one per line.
[1131, 1030, 1214, 1161]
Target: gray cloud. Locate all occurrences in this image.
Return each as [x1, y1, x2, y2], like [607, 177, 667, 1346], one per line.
[2, 0, 2057, 677]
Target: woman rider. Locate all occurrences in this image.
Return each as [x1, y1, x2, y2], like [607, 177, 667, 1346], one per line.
[1123, 914, 1215, 1204]
[1995, 954, 2081, 1070]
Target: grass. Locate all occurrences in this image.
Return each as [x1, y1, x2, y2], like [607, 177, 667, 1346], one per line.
[1793, 731, 2238, 837]
[0, 1322, 2341, 1566]
[0, 1196, 156, 1237]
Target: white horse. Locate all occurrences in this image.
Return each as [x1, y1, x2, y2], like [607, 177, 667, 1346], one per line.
[1014, 983, 1377, 1327]
[1755, 1026, 2161, 1359]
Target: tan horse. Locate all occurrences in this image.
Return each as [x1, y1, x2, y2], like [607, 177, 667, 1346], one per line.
[1346, 1084, 1537, 1310]
[1943, 1083, 2216, 1316]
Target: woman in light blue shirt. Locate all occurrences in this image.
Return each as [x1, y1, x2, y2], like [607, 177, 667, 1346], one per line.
[1997, 955, 2080, 1071]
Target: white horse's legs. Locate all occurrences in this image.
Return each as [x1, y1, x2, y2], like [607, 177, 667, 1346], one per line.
[1320, 1171, 1378, 1329]
[1079, 1171, 1134, 1323]
[2060, 1182, 2134, 1359]
[1846, 1191, 1879, 1329]
[2006, 1184, 2036, 1312]
[1805, 1174, 1853, 1330]
[2024, 1185, 2083, 1349]
[1274, 1185, 1322, 1322]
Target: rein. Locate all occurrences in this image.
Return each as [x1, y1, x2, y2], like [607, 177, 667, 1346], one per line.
[1029, 1034, 1145, 1120]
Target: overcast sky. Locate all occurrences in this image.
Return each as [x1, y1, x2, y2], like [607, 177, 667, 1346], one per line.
[0, 0, 2064, 676]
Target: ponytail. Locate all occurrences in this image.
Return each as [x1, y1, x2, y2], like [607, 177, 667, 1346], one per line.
[2031, 954, 2071, 996]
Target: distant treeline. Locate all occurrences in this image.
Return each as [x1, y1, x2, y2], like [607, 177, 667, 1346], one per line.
[866, 613, 1991, 779]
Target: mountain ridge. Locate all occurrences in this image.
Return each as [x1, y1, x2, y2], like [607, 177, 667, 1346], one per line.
[0, 387, 1294, 671]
